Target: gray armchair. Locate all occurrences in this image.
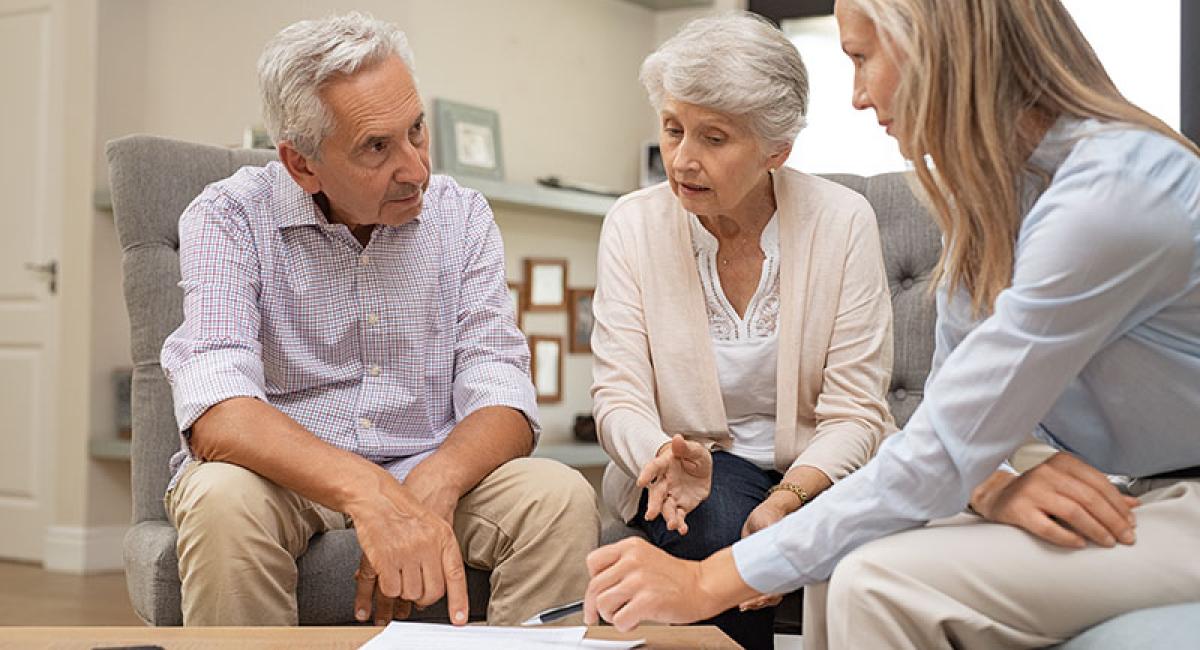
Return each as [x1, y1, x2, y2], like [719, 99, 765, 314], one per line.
[107, 134, 490, 625]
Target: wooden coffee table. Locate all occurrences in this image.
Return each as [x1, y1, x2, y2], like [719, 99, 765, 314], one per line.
[0, 625, 738, 649]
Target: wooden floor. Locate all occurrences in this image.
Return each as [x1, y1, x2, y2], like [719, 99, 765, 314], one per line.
[0, 561, 143, 627]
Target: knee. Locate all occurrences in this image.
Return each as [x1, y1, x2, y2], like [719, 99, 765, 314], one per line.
[668, 504, 745, 560]
[826, 539, 905, 614]
[172, 461, 282, 544]
[507, 458, 599, 533]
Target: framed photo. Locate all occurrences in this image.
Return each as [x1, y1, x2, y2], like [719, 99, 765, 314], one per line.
[640, 141, 667, 188]
[507, 281, 524, 330]
[528, 335, 563, 403]
[523, 258, 568, 312]
[241, 125, 273, 150]
[434, 98, 505, 180]
[567, 288, 595, 354]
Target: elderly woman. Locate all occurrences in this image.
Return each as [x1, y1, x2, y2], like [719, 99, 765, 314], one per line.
[590, 13, 895, 649]
[585, 1, 1200, 648]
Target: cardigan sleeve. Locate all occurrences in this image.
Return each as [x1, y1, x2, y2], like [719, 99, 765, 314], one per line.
[790, 202, 896, 479]
[590, 213, 673, 480]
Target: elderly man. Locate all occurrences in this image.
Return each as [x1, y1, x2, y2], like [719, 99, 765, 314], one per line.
[160, 12, 598, 627]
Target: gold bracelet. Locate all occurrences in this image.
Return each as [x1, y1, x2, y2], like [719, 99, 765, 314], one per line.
[767, 482, 809, 506]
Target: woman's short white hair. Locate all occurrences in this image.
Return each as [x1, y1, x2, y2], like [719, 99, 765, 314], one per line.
[641, 12, 808, 150]
[258, 12, 416, 158]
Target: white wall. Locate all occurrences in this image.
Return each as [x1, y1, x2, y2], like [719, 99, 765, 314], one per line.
[88, 0, 146, 526]
[784, 3, 1183, 176]
[93, 0, 660, 448]
[1061, 0, 1180, 129]
[135, 0, 655, 191]
[495, 207, 603, 440]
[784, 15, 907, 176]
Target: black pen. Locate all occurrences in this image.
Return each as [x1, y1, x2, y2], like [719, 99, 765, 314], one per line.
[522, 599, 585, 625]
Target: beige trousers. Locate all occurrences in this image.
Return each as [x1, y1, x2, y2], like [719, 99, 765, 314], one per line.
[167, 456, 600, 626]
[803, 478, 1200, 650]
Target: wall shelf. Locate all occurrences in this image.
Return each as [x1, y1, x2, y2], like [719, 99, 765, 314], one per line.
[93, 176, 616, 219]
[89, 437, 131, 461]
[88, 437, 608, 468]
[623, 0, 713, 9]
[94, 188, 112, 212]
[452, 175, 615, 218]
[531, 442, 610, 467]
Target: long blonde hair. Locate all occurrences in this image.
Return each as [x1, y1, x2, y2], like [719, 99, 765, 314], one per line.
[846, 0, 1200, 314]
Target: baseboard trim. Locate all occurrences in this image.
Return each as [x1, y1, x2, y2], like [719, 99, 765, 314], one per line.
[43, 525, 128, 574]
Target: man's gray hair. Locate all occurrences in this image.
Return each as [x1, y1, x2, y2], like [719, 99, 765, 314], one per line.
[641, 12, 808, 150]
[258, 12, 416, 158]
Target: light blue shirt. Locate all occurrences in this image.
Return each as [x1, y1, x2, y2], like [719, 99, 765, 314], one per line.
[733, 119, 1200, 594]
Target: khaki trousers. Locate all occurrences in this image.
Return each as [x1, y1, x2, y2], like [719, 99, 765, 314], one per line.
[803, 478, 1200, 650]
[166, 456, 600, 626]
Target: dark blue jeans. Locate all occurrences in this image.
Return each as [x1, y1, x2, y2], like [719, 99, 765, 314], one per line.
[634, 451, 782, 650]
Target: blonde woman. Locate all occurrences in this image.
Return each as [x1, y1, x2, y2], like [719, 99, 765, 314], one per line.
[589, 13, 894, 649]
[584, 1, 1200, 647]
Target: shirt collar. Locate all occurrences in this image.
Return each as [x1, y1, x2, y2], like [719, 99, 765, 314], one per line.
[268, 160, 426, 231]
[1027, 115, 1086, 174]
[1021, 115, 1092, 215]
[271, 161, 330, 230]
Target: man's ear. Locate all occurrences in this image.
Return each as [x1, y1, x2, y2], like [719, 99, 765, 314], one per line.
[277, 141, 322, 195]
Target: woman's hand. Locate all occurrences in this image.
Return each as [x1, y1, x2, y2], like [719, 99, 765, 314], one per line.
[584, 538, 757, 631]
[736, 486, 809, 611]
[740, 491, 798, 538]
[637, 434, 713, 535]
[970, 452, 1140, 549]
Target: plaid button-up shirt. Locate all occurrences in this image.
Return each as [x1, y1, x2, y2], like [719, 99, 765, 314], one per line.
[161, 161, 538, 491]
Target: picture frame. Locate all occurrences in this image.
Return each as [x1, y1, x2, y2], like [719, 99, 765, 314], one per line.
[640, 141, 667, 188]
[507, 281, 524, 330]
[567, 288, 595, 354]
[241, 125, 274, 150]
[434, 98, 505, 180]
[523, 258, 568, 312]
[528, 335, 563, 404]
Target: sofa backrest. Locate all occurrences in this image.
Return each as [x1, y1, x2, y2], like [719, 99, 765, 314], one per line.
[107, 135, 277, 523]
[106, 135, 941, 524]
[822, 173, 941, 427]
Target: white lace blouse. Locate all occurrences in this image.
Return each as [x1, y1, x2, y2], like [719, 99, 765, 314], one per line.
[688, 212, 780, 469]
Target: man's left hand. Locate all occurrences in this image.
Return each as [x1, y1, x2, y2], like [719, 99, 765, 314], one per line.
[406, 478, 460, 527]
[354, 474, 462, 624]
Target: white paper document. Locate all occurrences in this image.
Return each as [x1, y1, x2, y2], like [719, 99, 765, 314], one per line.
[358, 621, 644, 649]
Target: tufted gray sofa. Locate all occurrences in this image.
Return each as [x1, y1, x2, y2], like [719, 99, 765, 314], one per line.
[107, 135, 491, 626]
[108, 134, 1191, 642]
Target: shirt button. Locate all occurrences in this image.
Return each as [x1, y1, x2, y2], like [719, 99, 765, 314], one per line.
[366, 313, 380, 325]
[360, 255, 370, 266]
[358, 418, 373, 429]
[367, 365, 381, 377]
[900, 278, 915, 290]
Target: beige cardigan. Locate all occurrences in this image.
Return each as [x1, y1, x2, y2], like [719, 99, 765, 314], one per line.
[591, 168, 897, 522]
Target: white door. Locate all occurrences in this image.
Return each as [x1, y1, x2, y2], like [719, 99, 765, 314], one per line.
[0, 0, 60, 562]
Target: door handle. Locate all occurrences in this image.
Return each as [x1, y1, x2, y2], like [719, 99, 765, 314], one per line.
[24, 260, 58, 294]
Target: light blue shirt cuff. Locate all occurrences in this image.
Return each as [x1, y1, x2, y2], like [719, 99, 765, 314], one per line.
[731, 523, 807, 595]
